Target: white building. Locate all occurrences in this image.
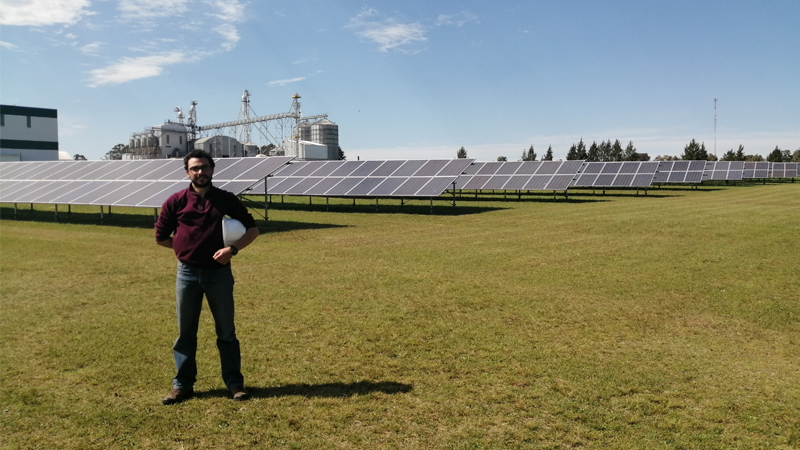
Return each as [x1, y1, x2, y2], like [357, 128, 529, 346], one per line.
[129, 121, 190, 159]
[283, 139, 330, 160]
[0, 105, 59, 161]
[194, 135, 245, 158]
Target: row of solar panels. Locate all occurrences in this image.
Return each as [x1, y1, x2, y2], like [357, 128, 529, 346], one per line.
[0, 159, 797, 208]
[0, 157, 293, 208]
[252, 159, 475, 198]
[0, 157, 477, 207]
[452, 160, 798, 191]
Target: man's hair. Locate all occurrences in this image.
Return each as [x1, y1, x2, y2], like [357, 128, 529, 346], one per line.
[184, 149, 216, 170]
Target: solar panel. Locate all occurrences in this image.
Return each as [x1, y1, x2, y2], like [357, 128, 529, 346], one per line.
[330, 161, 364, 177]
[570, 161, 657, 188]
[261, 159, 473, 198]
[547, 174, 578, 191]
[371, 160, 405, 177]
[348, 178, 385, 196]
[770, 162, 798, 179]
[0, 157, 293, 207]
[349, 160, 384, 176]
[305, 177, 344, 196]
[137, 181, 188, 208]
[504, 175, 530, 190]
[482, 175, 511, 190]
[496, 162, 522, 175]
[455, 160, 584, 192]
[476, 162, 503, 175]
[652, 160, 706, 184]
[326, 177, 363, 196]
[703, 161, 745, 181]
[50, 181, 110, 204]
[743, 161, 770, 179]
[461, 175, 491, 190]
[370, 178, 407, 196]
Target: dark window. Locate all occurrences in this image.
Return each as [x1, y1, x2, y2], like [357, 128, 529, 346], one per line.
[27, 116, 32, 128]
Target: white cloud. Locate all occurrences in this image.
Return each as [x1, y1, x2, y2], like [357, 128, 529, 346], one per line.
[267, 77, 305, 87]
[80, 41, 104, 54]
[0, 0, 94, 26]
[213, 24, 240, 51]
[0, 41, 18, 49]
[88, 52, 191, 86]
[118, 0, 189, 20]
[436, 11, 478, 27]
[205, 0, 245, 22]
[347, 7, 427, 53]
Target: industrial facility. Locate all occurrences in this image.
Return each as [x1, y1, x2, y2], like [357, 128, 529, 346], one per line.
[0, 105, 60, 162]
[126, 91, 339, 161]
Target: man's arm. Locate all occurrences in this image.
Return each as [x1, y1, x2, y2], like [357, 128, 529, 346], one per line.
[156, 237, 174, 249]
[213, 227, 259, 264]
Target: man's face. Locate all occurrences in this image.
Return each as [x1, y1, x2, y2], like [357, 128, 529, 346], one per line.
[186, 157, 214, 188]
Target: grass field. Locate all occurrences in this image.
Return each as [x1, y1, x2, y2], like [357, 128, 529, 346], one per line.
[1, 183, 799, 449]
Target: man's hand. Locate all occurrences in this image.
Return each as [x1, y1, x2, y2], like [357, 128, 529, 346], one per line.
[213, 247, 235, 265]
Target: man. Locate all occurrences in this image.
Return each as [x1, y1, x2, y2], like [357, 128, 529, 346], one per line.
[155, 149, 260, 405]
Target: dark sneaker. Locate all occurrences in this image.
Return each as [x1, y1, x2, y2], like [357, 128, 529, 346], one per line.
[162, 388, 194, 405]
[229, 386, 250, 401]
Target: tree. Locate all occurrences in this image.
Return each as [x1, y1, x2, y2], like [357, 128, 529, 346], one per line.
[610, 140, 623, 161]
[521, 145, 536, 161]
[576, 139, 587, 160]
[767, 146, 783, 162]
[566, 143, 579, 160]
[73, 154, 87, 161]
[736, 145, 746, 161]
[542, 145, 554, 161]
[792, 149, 800, 162]
[259, 144, 276, 155]
[497, 156, 507, 161]
[622, 141, 637, 161]
[745, 154, 764, 161]
[457, 146, 468, 158]
[681, 139, 708, 160]
[781, 149, 791, 162]
[722, 145, 746, 161]
[587, 141, 599, 162]
[598, 140, 611, 161]
[104, 143, 127, 160]
[338, 146, 346, 160]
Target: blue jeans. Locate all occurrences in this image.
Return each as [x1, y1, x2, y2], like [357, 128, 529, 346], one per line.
[173, 262, 243, 390]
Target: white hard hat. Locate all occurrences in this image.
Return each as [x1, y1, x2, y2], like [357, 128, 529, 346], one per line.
[222, 217, 246, 246]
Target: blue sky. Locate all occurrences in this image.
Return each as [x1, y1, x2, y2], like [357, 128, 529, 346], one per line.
[1, 0, 798, 161]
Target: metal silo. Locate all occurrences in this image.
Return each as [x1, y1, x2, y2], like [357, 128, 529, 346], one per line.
[311, 119, 339, 160]
[297, 121, 312, 141]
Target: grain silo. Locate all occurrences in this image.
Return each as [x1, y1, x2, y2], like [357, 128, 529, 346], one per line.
[311, 119, 339, 160]
[297, 121, 312, 141]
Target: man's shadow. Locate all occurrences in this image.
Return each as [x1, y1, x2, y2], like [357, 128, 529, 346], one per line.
[198, 380, 412, 399]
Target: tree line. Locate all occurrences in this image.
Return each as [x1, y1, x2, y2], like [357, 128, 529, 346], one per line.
[457, 141, 800, 163]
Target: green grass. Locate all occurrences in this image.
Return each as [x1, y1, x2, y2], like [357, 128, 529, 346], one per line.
[2, 183, 799, 449]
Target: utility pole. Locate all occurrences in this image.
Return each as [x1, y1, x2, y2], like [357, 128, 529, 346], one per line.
[713, 98, 717, 157]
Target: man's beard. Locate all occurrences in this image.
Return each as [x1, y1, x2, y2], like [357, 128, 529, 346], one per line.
[192, 174, 212, 188]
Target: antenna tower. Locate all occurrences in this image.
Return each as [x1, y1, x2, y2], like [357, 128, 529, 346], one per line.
[713, 98, 717, 157]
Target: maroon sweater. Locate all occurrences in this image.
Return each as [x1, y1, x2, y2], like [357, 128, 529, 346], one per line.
[155, 184, 256, 268]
